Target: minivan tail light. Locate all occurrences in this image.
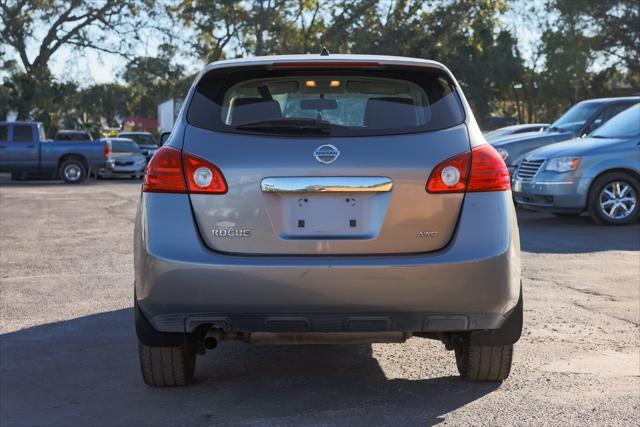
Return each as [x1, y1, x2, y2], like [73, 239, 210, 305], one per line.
[426, 144, 510, 193]
[183, 153, 228, 194]
[143, 146, 187, 193]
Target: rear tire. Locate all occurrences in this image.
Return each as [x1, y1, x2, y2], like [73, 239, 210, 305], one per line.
[588, 172, 639, 225]
[138, 341, 196, 387]
[455, 343, 513, 381]
[59, 158, 88, 184]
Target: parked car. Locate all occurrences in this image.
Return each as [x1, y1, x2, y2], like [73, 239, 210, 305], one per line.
[0, 121, 108, 183]
[98, 138, 147, 179]
[513, 104, 640, 225]
[134, 54, 522, 387]
[54, 129, 93, 141]
[492, 97, 640, 175]
[117, 131, 159, 160]
[485, 123, 549, 142]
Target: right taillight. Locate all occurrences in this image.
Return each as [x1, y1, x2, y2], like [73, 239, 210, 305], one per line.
[426, 144, 510, 193]
[143, 146, 228, 194]
[103, 142, 110, 157]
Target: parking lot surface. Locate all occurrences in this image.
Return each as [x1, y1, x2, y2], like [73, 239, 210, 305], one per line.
[1, 176, 639, 426]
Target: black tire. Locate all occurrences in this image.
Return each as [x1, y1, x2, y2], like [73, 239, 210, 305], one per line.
[59, 158, 88, 184]
[588, 172, 640, 225]
[138, 341, 196, 387]
[455, 343, 513, 381]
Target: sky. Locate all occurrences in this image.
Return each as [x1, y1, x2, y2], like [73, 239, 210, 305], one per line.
[16, 1, 548, 86]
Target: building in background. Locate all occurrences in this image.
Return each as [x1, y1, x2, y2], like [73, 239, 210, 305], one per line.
[122, 116, 158, 133]
[157, 99, 184, 134]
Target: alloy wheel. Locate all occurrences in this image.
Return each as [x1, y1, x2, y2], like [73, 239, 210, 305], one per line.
[599, 181, 637, 220]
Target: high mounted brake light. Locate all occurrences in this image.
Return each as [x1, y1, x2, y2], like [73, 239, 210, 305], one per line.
[426, 144, 510, 193]
[143, 146, 227, 194]
[272, 61, 380, 68]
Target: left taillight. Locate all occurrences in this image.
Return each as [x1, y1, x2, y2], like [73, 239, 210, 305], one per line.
[182, 152, 228, 194]
[143, 146, 187, 193]
[142, 147, 227, 194]
[103, 142, 110, 157]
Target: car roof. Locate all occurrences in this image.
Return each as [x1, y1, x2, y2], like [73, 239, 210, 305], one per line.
[118, 131, 152, 135]
[102, 137, 137, 142]
[578, 96, 640, 105]
[57, 130, 88, 133]
[202, 54, 450, 74]
[0, 121, 40, 125]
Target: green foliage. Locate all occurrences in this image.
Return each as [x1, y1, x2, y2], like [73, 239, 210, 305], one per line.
[1, 0, 637, 131]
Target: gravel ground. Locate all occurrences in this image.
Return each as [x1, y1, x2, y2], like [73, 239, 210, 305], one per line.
[1, 176, 638, 426]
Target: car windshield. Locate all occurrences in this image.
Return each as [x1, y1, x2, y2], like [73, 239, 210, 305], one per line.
[549, 103, 600, 132]
[111, 139, 141, 153]
[188, 69, 466, 136]
[591, 104, 640, 139]
[120, 133, 157, 146]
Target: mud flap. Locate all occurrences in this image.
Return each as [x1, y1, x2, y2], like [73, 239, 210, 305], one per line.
[135, 299, 188, 347]
[469, 288, 523, 346]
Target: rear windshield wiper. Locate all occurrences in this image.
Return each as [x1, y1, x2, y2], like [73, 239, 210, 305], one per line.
[235, 118, 332, 134]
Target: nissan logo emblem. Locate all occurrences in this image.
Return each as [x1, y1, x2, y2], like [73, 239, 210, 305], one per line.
[313, 144, 340, 164]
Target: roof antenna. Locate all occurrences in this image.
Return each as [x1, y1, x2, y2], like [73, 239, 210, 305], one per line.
[320, 47, 330, 56]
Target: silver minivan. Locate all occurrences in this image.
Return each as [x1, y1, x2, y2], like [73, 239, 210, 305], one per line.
[134, 54, 522, 386]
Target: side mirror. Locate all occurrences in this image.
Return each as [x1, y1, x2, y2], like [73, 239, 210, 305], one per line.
[160, 132, 170, 145]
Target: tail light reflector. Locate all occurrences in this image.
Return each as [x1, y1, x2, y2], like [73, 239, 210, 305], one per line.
[143, 147, 227, 194]
[143, 146, 187, 193]
[426, 144, 510, 193]
[103, 142, 110, 157]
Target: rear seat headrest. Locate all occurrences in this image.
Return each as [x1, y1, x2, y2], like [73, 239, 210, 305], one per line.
[230, 97, 282, 125]
[363, 97, 418, 129]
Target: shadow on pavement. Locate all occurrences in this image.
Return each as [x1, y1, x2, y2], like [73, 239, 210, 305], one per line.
[1, 309, 498, 426]
[517, 210, 640, 254]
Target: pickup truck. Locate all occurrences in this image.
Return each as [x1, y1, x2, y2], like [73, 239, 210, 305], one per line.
[0, 121, 108, 183]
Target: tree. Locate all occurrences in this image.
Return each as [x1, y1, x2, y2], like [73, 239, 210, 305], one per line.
[0, 0, 154, 79]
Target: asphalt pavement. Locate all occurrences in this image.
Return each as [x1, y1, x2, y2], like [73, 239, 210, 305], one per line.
[1, 176, 638, 426]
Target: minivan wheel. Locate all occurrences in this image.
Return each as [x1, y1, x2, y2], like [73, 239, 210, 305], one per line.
[455, 343, 513, 382]
[59, 159, 88, 184]
[138, 341, 196, 387]
[588, 172, 639, 225]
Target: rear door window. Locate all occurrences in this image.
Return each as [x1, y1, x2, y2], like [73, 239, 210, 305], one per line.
[188, 69, 465, 136]
[12, 125, 33, 142]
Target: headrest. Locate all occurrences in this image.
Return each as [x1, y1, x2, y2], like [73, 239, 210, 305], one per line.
[230, 97, 282, 125]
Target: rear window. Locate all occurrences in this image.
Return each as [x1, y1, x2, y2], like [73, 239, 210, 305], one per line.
[188, 68, 465, 137]
[119, 133, 157, 146]
[13, 125, 33, 142]
[111, 139, 141, 153]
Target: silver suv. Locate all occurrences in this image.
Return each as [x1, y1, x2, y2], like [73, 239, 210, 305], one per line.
[134, 54, 522, 387]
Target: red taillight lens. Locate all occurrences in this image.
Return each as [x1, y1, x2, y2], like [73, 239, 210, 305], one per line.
[183, 153, 228, 194]
[103, 142, 110, 157]
[426, 151, 471, 193]
[143, 146, 187, 193]
[426, 144, 510, 193]
[466, 144, 511, 192]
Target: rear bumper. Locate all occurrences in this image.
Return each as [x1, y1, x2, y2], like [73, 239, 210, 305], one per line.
[134, 191, 521, 334]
